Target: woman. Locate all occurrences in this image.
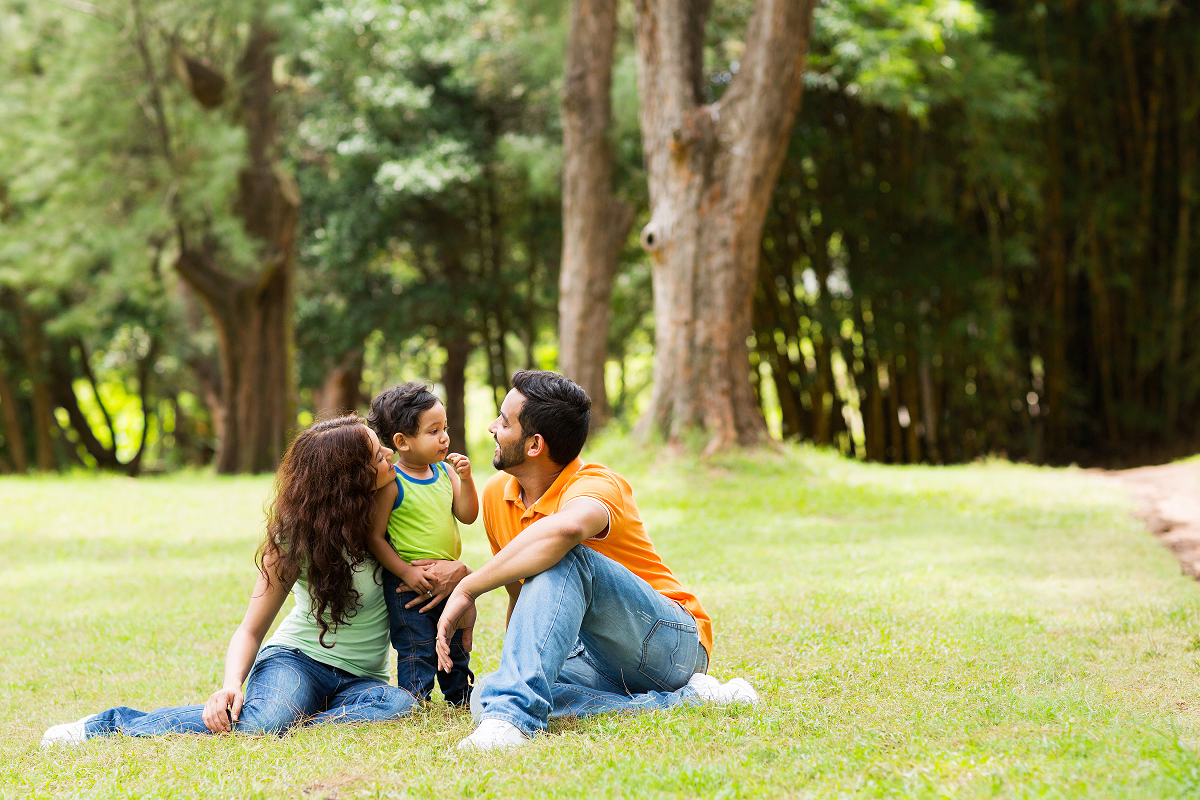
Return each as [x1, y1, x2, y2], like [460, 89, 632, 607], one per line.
[41, 415, 468, 745]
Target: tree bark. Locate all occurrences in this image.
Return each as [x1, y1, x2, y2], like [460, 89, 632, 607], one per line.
[1164, 49, 1196, 430]
[0, 351, 26, 473]
[558, 0, 635, 425]
[442, 332, 471, 459]
[315, 350, 363, 420]
[173, 22, 298, 473]
[17, 308, 55, 471]
[634, 0, 817, 453]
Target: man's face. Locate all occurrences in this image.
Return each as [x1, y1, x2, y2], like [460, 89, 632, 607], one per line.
[488, 389, 529, 471]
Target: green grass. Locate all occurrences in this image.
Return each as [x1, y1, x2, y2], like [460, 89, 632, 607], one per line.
[5, 442, 1200, 798]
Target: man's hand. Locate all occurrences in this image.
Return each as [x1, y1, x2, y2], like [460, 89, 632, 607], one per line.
[404, 559, 471, 612]
[202, 687, 243, 733]
[435, 588, 478, 672]
[446, 452, 472, 480]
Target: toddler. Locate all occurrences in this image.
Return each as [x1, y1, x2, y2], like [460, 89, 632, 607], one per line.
[366, 383, 479, 705]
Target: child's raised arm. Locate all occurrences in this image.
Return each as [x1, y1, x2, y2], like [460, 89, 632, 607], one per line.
[445, 453, 479, 524]
[367, 480, 434, 595]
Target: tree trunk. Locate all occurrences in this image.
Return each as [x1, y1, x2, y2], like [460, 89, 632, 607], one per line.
[634, 0, 817, 453]
[315, 350, 363, 420]
[558, 0, 635, 425]
[1164, 50, 1196, 430]
[887, 358, 903, 464]
[173, 22, 298, 473]
[863, 353, 886, 463]
[0, 354, 27, 473]
[902, 356, 922, 464]
[918, 354, 941, 464]
[442, 332, 471, 458]
[17, 309, 55, 471]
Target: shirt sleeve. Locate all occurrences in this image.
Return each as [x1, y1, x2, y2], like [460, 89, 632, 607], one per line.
[560, 472, 624, 541]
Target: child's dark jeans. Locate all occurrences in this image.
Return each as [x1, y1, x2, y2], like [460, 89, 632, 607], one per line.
[382, 569, 473, 706]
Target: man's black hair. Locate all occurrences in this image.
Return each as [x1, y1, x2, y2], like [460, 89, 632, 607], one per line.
[367, 382, 440, 443]
[510, 370, 591, 466]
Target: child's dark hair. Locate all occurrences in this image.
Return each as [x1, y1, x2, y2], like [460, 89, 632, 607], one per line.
[367, 382, 441, 444]
[511, 370, 591, 465]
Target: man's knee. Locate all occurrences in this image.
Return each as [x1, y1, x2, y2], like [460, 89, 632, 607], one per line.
[523, 544, 591, 591]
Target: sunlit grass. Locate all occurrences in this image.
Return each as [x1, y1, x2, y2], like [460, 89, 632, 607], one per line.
[4, 442, 1200, 798]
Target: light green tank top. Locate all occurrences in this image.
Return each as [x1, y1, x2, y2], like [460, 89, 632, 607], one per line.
[387, 462, 461, 562]
[264, 560, 390, 682]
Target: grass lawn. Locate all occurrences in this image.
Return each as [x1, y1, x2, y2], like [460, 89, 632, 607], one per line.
[5, 441, 1200, 798]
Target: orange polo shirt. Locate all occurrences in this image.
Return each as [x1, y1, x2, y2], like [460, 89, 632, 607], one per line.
[481, 458, 713, 656]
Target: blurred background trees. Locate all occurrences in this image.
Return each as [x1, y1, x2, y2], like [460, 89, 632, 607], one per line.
[0, 0, 1196, 472]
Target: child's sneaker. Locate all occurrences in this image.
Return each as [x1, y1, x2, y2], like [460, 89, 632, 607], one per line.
[456, 718, 529, 751]
[687, 673, 761, 706]
[40, 715, 95, 748]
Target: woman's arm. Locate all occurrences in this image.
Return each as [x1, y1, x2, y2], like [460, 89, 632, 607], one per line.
[201, 557, 292, 733]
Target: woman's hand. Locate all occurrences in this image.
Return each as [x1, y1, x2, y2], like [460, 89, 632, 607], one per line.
[404, 559, 471, 612]
[202, 687, 244, 733]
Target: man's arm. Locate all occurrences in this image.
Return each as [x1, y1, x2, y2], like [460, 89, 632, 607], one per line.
[457, 497, 608, 598]
[434, 497, 608, 671]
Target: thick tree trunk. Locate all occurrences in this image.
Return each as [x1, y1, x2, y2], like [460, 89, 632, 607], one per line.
[0, 354, 27, 473]
[315, 350, 363, 420]
[634, 0, 816, 453]
[174, 22, 298, 473]
[558, 0, 635, 425]
[442, 332, 471, 458]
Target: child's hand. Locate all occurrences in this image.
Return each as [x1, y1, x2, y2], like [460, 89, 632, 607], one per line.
[398, 562, 435, 596]
[446, 453, 472, 480]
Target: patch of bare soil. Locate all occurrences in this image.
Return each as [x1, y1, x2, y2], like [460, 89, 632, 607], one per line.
[1101, 462, 1200, 578]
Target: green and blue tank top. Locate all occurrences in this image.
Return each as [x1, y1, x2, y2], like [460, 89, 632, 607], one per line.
[387, 462, 461, 562]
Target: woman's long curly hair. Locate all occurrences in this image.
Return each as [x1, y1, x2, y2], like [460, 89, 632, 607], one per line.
[258, 415, 379, 648]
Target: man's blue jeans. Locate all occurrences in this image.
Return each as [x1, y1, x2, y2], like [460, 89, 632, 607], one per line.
[473, 544, 708, 736]
[83, 646, 416, 738]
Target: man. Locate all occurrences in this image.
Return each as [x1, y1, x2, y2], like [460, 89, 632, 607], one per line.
[436, 370, 758, 751]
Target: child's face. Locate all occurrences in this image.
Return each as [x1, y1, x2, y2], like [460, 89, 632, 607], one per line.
[366, 427, 395, 489]
[394, 402, 450, 465]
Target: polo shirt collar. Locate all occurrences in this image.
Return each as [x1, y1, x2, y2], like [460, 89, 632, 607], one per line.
[503, 458, 585, 516]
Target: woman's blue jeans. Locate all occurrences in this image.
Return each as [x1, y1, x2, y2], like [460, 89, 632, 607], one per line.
[83, 646, 417, 738]
[472, 544, 708, 736]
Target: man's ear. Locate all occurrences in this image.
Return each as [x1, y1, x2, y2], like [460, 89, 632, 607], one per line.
[526, 434, 546, 459]
[393, 432, 408, 451]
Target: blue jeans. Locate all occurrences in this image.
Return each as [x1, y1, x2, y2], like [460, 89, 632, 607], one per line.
[382, 570, 473, 705]
[473, 545, 708, 736]
[83, 646, 416, 738]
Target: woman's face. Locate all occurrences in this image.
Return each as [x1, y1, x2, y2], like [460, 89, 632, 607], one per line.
[366, 427, 395, 489]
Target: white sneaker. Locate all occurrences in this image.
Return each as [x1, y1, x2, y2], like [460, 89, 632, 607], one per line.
[40, 715, 95, 748]
[687, 673, 761, 706]
[456, 718, 529, 751]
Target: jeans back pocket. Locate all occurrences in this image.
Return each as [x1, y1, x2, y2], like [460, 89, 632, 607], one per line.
[638, 619, 699, 691]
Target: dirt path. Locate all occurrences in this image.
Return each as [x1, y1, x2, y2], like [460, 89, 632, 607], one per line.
[1102, 461, 1200, 578]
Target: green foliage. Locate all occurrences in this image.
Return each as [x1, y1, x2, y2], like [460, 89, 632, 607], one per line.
[292, 0, 567, 403]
